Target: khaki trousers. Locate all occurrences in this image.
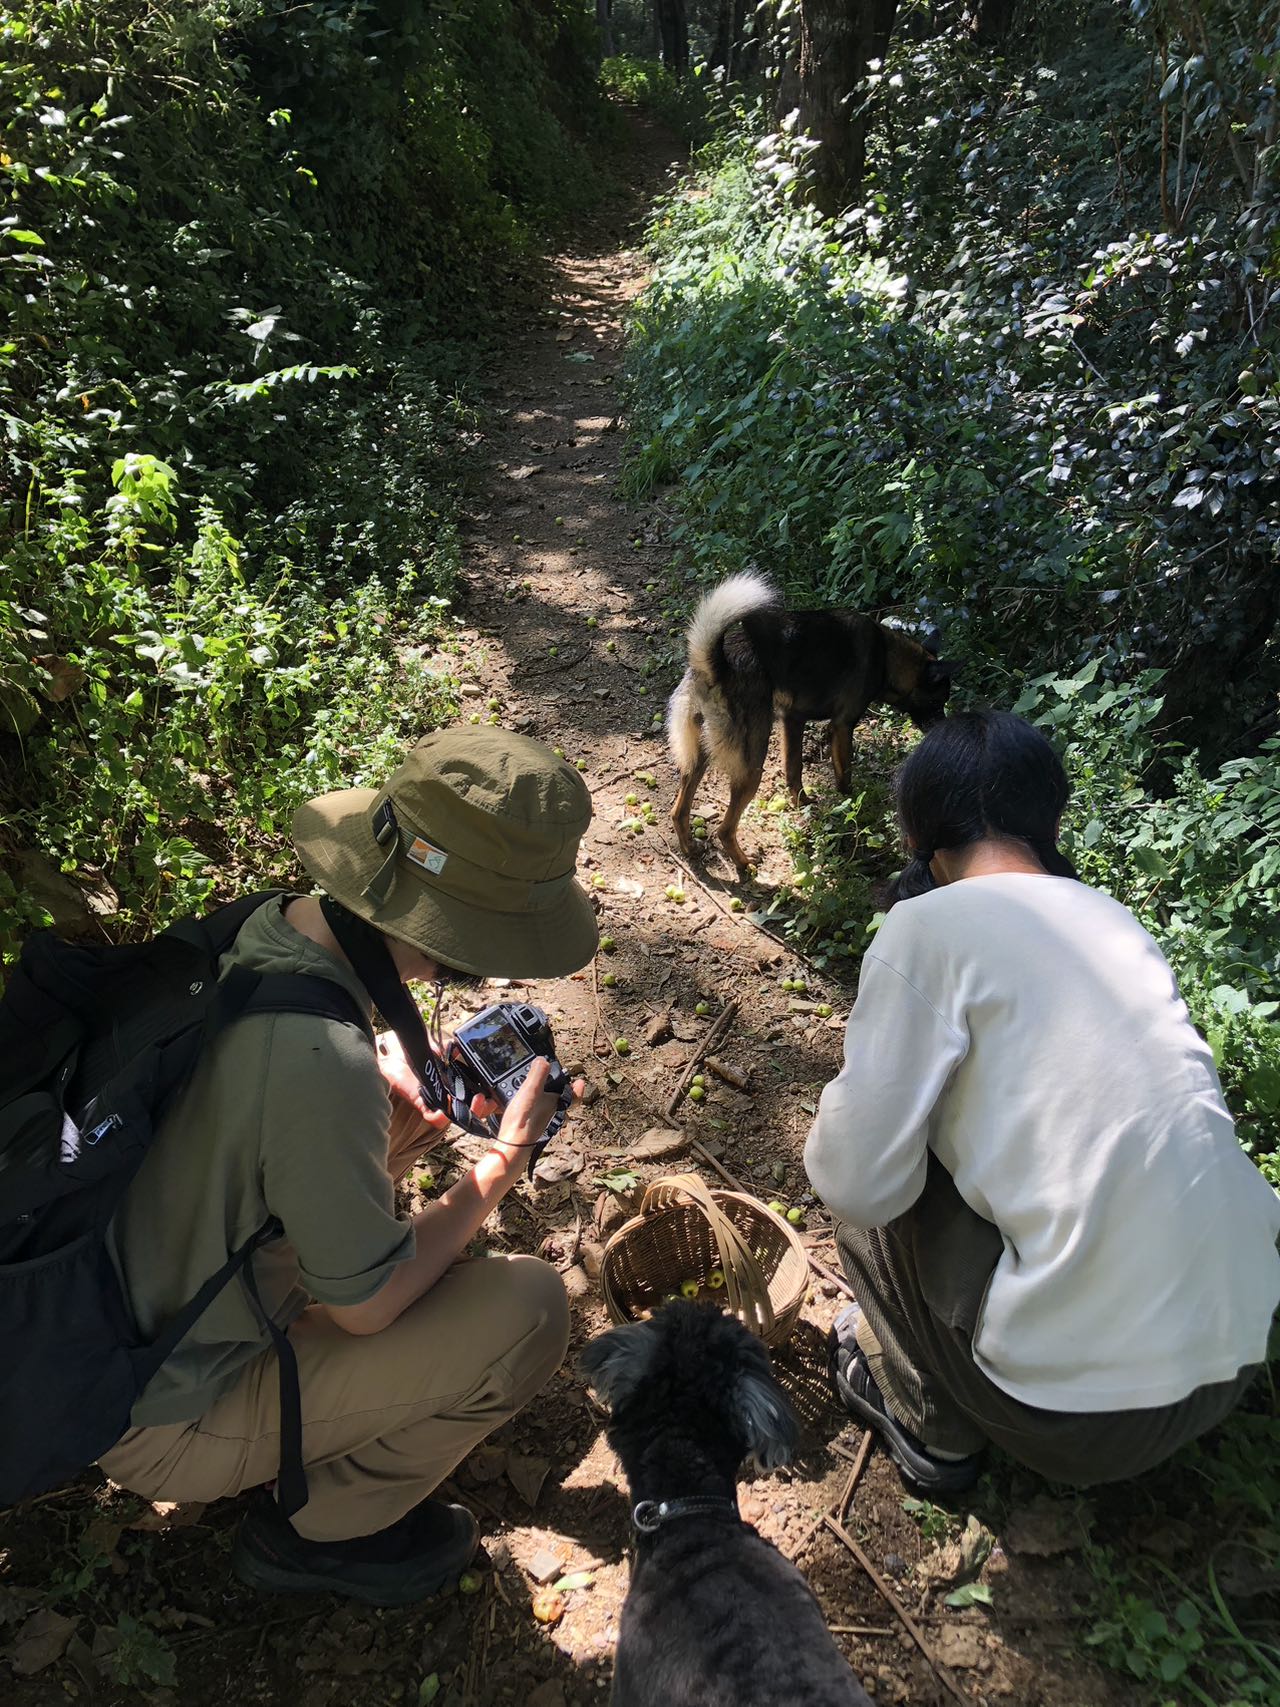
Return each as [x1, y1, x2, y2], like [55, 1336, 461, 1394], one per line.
[100, 1102, 570, 1542]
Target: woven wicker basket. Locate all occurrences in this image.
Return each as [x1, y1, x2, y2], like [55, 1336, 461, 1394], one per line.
[599, 1173, 808, 1346]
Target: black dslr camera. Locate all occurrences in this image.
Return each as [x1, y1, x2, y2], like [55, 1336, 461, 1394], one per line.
[437, 1002, 572, 1166]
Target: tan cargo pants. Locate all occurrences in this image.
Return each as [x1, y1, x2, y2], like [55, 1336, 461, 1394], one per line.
[100, 1100, 570, 1542]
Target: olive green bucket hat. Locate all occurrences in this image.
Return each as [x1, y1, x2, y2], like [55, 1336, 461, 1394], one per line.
[291, 727, 598, 979]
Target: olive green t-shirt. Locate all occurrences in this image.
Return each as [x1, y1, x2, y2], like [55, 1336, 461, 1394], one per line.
[108, 896, 415, 1427]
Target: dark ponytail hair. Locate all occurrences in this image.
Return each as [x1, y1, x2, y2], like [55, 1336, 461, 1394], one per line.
[889, 711, 1079, 906]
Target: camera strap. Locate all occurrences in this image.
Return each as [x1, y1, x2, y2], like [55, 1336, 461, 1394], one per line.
[317, 897, 487, 1137]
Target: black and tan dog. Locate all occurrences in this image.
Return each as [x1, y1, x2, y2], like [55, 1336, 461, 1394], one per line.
[581, 1303, 872, 1707]
[667, 572, 957, 874]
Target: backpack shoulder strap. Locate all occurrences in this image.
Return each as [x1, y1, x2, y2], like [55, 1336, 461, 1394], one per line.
[164, 890, 295, 960]
[237, 972, 373, 1041]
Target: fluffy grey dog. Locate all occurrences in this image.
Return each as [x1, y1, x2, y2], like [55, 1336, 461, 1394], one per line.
[581, 1302, 873, 1707]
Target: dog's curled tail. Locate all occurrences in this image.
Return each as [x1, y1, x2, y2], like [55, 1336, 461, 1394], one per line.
[686, 572, 779, 686]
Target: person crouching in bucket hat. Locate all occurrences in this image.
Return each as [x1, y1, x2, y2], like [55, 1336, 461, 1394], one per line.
[99, 729, 597, 1604]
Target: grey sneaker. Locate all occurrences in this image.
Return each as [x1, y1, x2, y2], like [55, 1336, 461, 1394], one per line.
[830, 1306, 982, 1496]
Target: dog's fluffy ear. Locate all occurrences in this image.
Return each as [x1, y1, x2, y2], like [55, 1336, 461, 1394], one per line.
[732, 1368, 799, 1471]
[925, 657, 959, 685]
[578, 1322, 656, 1413]
[922, 624, 944, 656]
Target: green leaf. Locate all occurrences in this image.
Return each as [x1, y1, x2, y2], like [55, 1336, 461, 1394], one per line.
[418, 1675, 441, 1705]
[552, 1570, 596, 1592]
[6, 229, 45, 245]
[945, 1582, 994, 1609]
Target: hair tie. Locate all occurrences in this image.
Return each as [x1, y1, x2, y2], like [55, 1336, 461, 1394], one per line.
[914, 847, 935, 863]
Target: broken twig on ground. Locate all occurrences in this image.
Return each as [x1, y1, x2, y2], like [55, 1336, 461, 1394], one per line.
[823, 1515, 969, 1707]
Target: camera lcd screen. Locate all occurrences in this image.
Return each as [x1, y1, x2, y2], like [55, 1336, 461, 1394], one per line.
[465, 1012, 535, 1081]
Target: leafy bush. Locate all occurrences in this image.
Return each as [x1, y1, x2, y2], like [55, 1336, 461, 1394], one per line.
[0, 0, 605, 952]
[621, 11, 1280, 1167]
[601, 54, 714, 143]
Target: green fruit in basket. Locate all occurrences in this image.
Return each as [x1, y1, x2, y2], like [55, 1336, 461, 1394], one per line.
[768, 1201, 787, 1216]
[680, 1278, 701, 1300]
[786, 1206, 805, 1225]
[707, 1269, 726, 1290]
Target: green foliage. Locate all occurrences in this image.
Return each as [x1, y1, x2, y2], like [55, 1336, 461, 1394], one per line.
[104, 1614, 178, 1691]
[623, 14, 1280, 1166]
[601, 55, 713, 143]
[0, 0, 605, 950]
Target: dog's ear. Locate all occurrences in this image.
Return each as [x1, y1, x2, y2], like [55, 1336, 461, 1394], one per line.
[925, 657, 959, 686]
[921, 624, 943, 656]
[732, 1367, 799, 1471]
[578, 1322, 657, 1413]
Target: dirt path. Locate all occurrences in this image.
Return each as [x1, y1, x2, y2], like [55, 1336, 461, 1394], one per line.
[410, 120, 1130, 1707]
[3, 120, 1133, 1707]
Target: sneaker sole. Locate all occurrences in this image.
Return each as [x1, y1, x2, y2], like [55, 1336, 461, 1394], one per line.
[230, 1527, 478, 1608]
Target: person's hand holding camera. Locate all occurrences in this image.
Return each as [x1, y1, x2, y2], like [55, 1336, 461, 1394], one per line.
[489, 1056, 585, 1179]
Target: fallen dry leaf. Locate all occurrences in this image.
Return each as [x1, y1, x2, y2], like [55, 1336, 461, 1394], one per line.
[5, 1608, 78, 1676]
[506, 1452, 551, 1508]
[602, 1126, 688, 1163]
[33, 654, 86, 702]
[1003, 1494, 1092, 1556]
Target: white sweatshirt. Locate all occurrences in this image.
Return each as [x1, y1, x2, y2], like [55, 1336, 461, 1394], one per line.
[805, 874, 1280, 1412]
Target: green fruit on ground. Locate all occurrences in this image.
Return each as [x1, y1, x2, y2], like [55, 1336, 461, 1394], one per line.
[576, 759, 587, 771]
[768, 1201, 787, 1216]
[626, 792, 639, 806]
[613, 1037, 630, 1055]
[729, 898, 744, 912]
[553, 747, 565, 758]
[692, 1073, 705, 1087]
[688, 1085, 704, 1101]
[694, 1001, 709, 1015]
[469, 714, 481, 724]
[586, 616, 597, 628]
[600, 935, 616, 951]
[601, 972, 617, 988]
[605, 639, 617, 653]
[816, 1003, 833, 1017]
[786, 1206, 805, 1224]
[458, 1571, 483, 1595]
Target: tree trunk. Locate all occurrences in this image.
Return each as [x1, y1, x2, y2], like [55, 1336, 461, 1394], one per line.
[657, 0, 690, 73]
[596, 0, 614, 58]
[786, 0, 899, 213]
[970, 0, 1016, 44]
[710, 0, 733, 70]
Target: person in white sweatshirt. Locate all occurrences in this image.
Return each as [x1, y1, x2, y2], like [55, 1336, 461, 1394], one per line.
[806, 710, 1280, 1494]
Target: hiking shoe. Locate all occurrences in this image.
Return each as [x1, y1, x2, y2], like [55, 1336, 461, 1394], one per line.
[830, 1305, 983, 1496]
[231, 1494, 480, 1607]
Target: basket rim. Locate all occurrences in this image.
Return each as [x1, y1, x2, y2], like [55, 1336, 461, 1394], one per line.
[598, 1182, 809, 1340]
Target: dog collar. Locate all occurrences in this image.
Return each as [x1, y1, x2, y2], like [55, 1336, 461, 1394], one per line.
[632, 1496, 741, 1534]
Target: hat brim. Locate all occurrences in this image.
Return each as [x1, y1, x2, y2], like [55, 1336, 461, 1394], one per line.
[292, 788, 599, 980]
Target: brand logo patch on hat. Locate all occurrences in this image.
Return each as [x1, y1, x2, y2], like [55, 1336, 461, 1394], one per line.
[406, 836, 449, 875]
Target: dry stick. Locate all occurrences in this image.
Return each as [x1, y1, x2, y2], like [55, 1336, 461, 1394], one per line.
[786, 1427, 873, 1564]
[665, 999, 740, 1118]
[822, 1515, 969, 1707]
[828, 1624, 896, 1638]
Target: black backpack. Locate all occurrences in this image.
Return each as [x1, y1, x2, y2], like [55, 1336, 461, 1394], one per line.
[0, 890, 371, 1515]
